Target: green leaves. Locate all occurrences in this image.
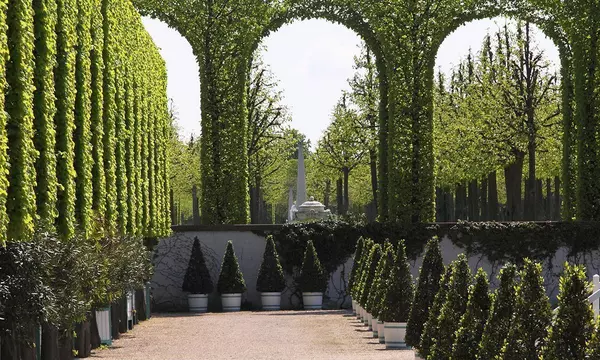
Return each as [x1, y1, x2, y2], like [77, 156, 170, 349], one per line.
[378, 240, 414, 323]
[217, 241, 247, 294]
[256, 235, 286, 292]
[299, 240, 327, 293]
[182, 237, 214, 295]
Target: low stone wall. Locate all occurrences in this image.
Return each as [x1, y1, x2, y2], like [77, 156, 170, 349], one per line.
[151, 225, 600, 311]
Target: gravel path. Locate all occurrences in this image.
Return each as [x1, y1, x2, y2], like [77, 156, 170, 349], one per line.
[91, 310, 416, 359]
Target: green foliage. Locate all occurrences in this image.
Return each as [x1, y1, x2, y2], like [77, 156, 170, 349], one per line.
[451, 268, 491, 360]
[406, 237, 444, 347]
[217, 241, 247, 294]
[182, 237, 214, 294]
[0, 0, 6, 246]
[501, 259, 551, 359]
[588, 319, 600, 359]
[32, 0, 58, 232]
[478, 264, 518, 359]
[419, 264, 453, 358]
[366, 242, 393, 318]
[359, 243, 382, 307]
[5, 0, 37, 242]
[355, 239, 375, 304]
[429, 254, 472, 360]
[379, 240, 414, 323]
[347, 237, 364, 298]
[544, 263, 594, 359]
[54, 0, 78, 240]
[299, 240, 327, 293]
[256, 235, 286, 293]
[351, 238, 372, 299]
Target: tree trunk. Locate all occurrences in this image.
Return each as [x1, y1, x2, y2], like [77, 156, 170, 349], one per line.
[554, 176, 561, 220]
[192, 185, 200, 225]
[536, 179, 544, 220]
[336, 178, 343, 215]
[488, 171, 498, 221]
[504, 155, 524, 220]
[435, 187, 443, 222]
[481, 176, 488, 220]
[343, 167, 350, 215]
[369, 149, 378, 214]
[546, 178, 552, 220]
[456, 183, 467, 220]
[468, 179, 479, 221]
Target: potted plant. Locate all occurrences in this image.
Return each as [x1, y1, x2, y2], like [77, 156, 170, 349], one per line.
[360, 244, 382, 330]
[299, 240, 327, 310]
[379, 240, 414, 349]
[182, 237, 214, 313]
[256, 236, 286, 310]
[217, 241, 247, 312]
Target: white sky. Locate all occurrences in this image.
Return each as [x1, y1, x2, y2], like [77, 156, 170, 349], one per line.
[142, 17, 560, 146]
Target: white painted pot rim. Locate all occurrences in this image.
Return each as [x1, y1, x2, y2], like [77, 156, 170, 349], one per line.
[260, 292, 282, 295]
[221, 293, 242, 297]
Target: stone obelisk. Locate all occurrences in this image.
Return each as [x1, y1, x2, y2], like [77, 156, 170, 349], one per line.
[296, 141, 307, 207]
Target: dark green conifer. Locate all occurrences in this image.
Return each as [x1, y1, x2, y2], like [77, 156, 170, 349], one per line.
[418, 265, 453, 359]
[544, 263, 594, 360]
[299, 240, 327, 293]
[256, 235, 286, 292]
[501, 259, 551, 360]
[359, 244, 382, 307]
[217, 241, 247, 294]
[366, 241, 394, 318]
[478, 264, 517, 359]
[451, 268, 491, 360]
[348, 237, 365, 298]
[428, 254, 471, 360]
[406, 237, 444, 347]
[379, 240, 414, 323]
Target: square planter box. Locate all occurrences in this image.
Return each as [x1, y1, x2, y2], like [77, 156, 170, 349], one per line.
[95, 307, 112, 346]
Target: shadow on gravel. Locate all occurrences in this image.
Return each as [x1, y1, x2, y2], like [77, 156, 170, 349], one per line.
[263, 310, 348, 316]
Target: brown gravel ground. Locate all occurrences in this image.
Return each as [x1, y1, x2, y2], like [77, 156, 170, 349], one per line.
[91, 310, 416, 360]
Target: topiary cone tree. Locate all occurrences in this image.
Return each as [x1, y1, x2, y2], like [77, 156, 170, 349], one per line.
[299, 240, 327, 293]
[360, 244, 382, 310]
[354, 239, 373, 304]
[366, 242, 394, 320]
[182, 237, 214, 295]
[256, 235, 286, 293]
[478, 264, 517, 359]
[348, 237, 365, 300]
[451, 268, 491, 360]
[379, 240, 414, 323]
[406, 237, 444, 348]
[418, 264, 452, 359]
[217, 241, 247, 294]
[500, 259, 551, 360]
[544, 263, 594, 359]
[428, 253, 471, 360]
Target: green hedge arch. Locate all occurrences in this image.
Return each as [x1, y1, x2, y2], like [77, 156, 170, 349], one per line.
[134, 0, 600, 224]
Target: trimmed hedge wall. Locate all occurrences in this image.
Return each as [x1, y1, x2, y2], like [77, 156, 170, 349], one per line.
[0, 0, 170, 245]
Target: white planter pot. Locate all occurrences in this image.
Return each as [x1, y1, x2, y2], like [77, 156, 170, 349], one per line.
[351, 299, 356, 315]
[127, 291, 134, 329]
[372, 317, 379, 337]
[377, 320, 385, 344]
[367, 312, 373, 330]
[261, 292, 281, 311]
[363, 309, 369, 324]
[188, 294, 209, 313]
[95, 307, 112, 345]
[302, 292, 323, 310]
[221, 293, 242, 312]
[384, 322, 409, 349]
[356, 305, 363, 320]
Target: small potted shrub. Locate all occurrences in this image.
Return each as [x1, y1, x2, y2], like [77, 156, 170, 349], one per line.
[256, 236, 286, 310]
[379, 240, 414, 349]
[299, 240, 327, 310]
[182, 237, 214, 313]
[360, 244, 382, 330]
[217, 241, 247, 312]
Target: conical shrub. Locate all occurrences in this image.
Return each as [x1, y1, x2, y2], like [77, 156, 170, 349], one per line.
[299, 240, 327, 293]
[500, 259, 551, 360]
[429, 253, 471, 360]
[354, 239, 373, 302]
[348, 237, 365, 297]
[366, 242, 395, 319]
[182, 237, 214, 294]
[217, 241, 246, 294]
[256, 235, 286, 293]
[419, 264, 452, 359]
[478, 264, 517, 359]
[379, 240, 414, 323]
[406, 237, 444, 347]
[544, 263, 594, 359]
[360, 244, 382, 307]
[451, 268, 491, 360]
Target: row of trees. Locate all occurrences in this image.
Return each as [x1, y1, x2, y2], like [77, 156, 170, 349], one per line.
[0, 0, 170, 245]
[351, 237, 600, 359]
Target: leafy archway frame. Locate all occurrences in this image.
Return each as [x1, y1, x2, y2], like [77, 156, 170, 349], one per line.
[134, 0, 598, 224]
